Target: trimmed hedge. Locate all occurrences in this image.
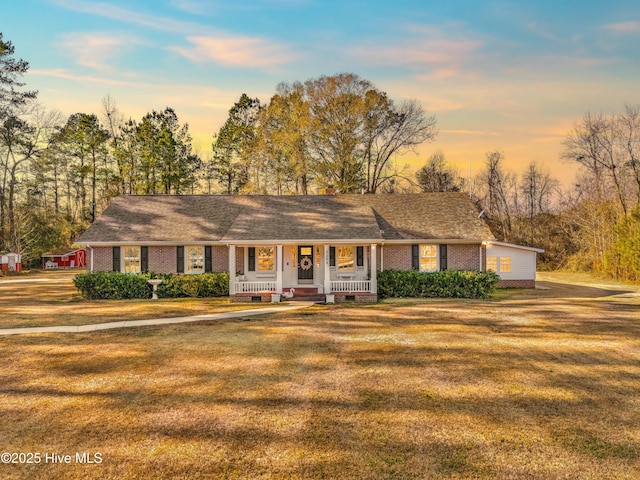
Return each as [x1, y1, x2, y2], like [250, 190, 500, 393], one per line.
[73, 271, 229, 300]
[74, 270, 496, 300]
[377, 269, 500, 299]
[73, 271, 152, 299]
[154, 272, 229, 298]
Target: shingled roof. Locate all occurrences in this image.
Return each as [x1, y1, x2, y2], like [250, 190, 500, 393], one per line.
[76, 193, 494, 244]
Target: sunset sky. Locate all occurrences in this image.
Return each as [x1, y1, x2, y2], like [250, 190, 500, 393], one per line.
[4, 0, 640, 188]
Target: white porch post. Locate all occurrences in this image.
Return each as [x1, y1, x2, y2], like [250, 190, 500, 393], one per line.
[228, 245, 236, 295]
[276, 245, 283, 294]
[370, 244, 377, 294]
[324, 244, 331, 294]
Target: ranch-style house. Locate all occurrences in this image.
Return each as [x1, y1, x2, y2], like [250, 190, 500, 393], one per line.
[76, 192, 543, 302]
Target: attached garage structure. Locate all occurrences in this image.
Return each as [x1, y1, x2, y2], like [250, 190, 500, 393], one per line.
[484, 241, 544, 288]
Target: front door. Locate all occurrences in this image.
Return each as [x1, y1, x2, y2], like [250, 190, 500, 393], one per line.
[298, 246, 314, 284]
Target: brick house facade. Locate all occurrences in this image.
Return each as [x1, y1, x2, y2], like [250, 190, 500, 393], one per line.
[78, 193, 543, 302]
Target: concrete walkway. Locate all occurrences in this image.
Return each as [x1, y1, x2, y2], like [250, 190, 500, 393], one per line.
[0, 276, 73, 284]
[0, 302, 314, 336]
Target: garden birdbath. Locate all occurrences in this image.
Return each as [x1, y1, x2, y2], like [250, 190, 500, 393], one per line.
[148, 279, 163, 300]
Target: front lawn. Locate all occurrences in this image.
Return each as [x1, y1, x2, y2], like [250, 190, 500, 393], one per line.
[0, 274, 639, 479]
[0, 271, 266, 329]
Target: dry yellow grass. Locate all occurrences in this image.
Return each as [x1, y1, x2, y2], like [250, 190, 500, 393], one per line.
[0, 272, 639, 479]
[0, 271, 266, 328]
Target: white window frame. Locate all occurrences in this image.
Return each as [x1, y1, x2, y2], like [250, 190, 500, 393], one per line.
[500, 256, 511, 273]
[486, 256, 497, 272]
[486, 256, 511, 273]
[186, 246, 205, 274]
[337, 246, 355, 272]
[123, 246, 141, 274]
[419, 244, 438, 272]
[257, 246, 275, 272]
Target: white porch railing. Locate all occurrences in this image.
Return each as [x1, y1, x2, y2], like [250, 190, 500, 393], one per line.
[331, 280, 371, 293]
[237, 281, 277, 293]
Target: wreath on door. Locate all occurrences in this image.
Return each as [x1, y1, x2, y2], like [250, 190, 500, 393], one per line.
[300, 256, 312, 270]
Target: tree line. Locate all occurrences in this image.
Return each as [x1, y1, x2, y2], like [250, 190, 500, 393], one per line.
[413, 108, 640, 281]
[1, 32, 639, 281]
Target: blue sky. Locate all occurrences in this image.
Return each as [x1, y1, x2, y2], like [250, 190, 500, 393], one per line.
[4, 0, 640, 184]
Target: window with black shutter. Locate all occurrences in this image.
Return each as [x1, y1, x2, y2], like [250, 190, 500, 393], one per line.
[112, 246, 121, 272]
[356, 246, 364, 267]
[176, 246, 184, 273]
[248, 247, 256, 271]
[411, 244, 419, 270]
[205, 246, 212, 272]
[439, 244, 448, 271]
[141, 246, 149, 272]
[329, 246, 335, 267]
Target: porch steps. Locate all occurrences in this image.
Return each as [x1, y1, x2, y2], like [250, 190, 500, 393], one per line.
[283, 287, 325, 303]
[288, 294, 326, 302]
[284, 287, 318, 294]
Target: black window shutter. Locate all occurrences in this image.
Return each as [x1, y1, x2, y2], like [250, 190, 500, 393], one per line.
[177, 246, 184, 273]
[112, 246, 121, 272]
[248, 247, 256, 271]
[141, 246, 149, 272]
[411, 244, 419, 270]
[330, 246, 335, 267]
[205, 246, 212, 272]
[439, 244, 448, 271]
[356, 246, 364, 267]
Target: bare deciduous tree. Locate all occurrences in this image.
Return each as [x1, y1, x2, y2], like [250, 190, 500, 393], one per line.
[415, 151, 462, 193]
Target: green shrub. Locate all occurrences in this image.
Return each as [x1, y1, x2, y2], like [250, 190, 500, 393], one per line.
[73, 271, 230, 300]
[153, 272, 229, 298]
[73, 271, 152, 300]
[377, 269, 500, 299]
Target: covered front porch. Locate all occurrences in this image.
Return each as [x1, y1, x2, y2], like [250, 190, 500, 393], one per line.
[227, 243, 378, 303]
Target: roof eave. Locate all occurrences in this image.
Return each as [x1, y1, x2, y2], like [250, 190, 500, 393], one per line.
[483, 240, 545, 253]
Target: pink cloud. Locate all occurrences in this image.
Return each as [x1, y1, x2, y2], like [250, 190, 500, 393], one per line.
[30, 68, 138, 86]
[58, 32, 143, 72]
[170, 35, 296, 68]
[352, 37, 481, 68]
[601, 21, 640, 33]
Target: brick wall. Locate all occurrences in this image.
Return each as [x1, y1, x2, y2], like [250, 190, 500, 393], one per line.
[231, 292, 378, 303]
[383, 244, 412, 270]
[148, 246, 176, 274]
[90, 245, 232, 274]
[447, 244, 480, 270]
[230, 292, 272, 303]
[332, 293, 377, 303]
[381, 244, 482, 271]
[212, 246, 228, 272]
[91, 247, 113, 271]
[497, 279, 536, 289]
[236, 247, 245, 275]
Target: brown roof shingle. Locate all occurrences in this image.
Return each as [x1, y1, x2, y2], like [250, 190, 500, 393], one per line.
[76, 193, 494, 244]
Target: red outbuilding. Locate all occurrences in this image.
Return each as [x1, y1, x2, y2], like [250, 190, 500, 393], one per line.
[0, 252, 22, 273]
[41, 248, 87, 269]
